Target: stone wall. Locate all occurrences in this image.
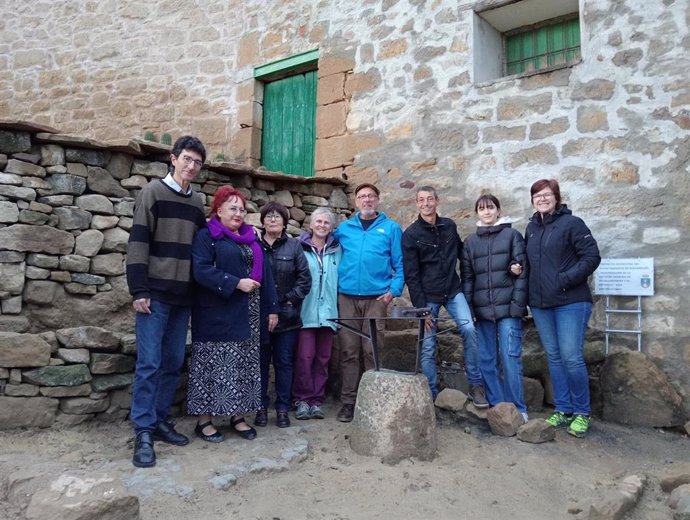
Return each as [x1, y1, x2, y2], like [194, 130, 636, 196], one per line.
[0, 121, 348, 428]
[1, 0, 689, 412]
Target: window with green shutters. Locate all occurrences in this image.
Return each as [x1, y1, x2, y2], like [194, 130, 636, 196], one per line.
[505, 16, 581, 76]
[260, 71, 317, 177]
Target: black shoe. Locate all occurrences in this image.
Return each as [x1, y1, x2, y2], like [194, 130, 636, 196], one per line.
[336, 404, 354, 423]
[469, 385, 489, 409]
[276, 411, 291, 428]
[254, 408, 268, 427]
[195, 421, 225, 443]
[231, 416, 257, 440]
[132, 431, 156, 468]
[152, 421, 190, 446]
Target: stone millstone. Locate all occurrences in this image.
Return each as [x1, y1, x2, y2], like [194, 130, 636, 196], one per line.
[349, 370, 436, 464]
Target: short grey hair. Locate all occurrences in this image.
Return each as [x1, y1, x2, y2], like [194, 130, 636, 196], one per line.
[416, 186, 438, 199]
[310, 207, 336, 227]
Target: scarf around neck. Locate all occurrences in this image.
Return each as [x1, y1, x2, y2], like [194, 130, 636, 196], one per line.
[207, 216, 263, 283]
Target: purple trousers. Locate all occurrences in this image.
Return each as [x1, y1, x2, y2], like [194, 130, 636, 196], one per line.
[292, 327, 333, 406]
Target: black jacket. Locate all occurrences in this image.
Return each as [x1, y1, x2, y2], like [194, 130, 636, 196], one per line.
[461, 221, 528, 322]
[402, 214, 463, 308]
[261, 231, 312, 332]
[525, 205, 600, 309]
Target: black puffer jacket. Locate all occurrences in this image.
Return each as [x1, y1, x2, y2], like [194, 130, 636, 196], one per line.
[261, 232, 312, 332]
[461, 220, 528, 321]
[402, 215, 463, 308]
[525, 205, 600, 309]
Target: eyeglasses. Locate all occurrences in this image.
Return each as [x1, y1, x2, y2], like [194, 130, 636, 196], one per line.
[179, 155, 204, 168]
[532, 192, 554, 201]
[224, 206, 247, 215]
[264, 213, 283, 222]
[356, 193, 378, 200]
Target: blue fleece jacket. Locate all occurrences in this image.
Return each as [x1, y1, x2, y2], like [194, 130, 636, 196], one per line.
[333, 211, 404, 297]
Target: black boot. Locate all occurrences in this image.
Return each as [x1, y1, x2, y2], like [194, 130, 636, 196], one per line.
[132, 431, 156, 468]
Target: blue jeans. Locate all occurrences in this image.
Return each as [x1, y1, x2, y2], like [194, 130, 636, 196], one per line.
[531, 302, 592, 416]
[422, 292, 481, 399]
[260, 329, 298, 412]
[476, 318, 527, 413]
[131, 300, 190, 433]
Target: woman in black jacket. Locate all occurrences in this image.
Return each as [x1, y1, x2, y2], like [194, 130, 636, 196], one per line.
[462, 194, 528, 421]
[256, 201, 311, 428]
[525, 179, 600, 438]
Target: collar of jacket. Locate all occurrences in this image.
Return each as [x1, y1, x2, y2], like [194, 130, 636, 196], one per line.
[354, 211, 386, 228]
[530, 204, 572, 226]
[416, 213, 446, 228]
[299, 231, 340, 253]
[476, 222, 512, 236]
[261, 230, 288, 248]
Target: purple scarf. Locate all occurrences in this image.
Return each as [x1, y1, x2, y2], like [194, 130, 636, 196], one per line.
[207, 216, 263, 283]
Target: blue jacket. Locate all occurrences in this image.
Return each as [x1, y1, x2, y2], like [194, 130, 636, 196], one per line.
[333, 211, 404, 297]
[299, 233, 342, 330]
[191, 227, 279, 343]
[525, 205, 600, 309]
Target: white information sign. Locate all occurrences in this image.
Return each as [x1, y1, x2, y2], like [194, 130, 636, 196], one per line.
[594, 258, 654, 296]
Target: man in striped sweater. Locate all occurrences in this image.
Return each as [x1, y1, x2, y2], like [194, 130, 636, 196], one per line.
[126, 135, 207, 468]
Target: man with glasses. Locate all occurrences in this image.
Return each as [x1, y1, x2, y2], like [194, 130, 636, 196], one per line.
[332, 183, 404, 422]
[402, 186, 488, 407]
[126, 135, 207, 467]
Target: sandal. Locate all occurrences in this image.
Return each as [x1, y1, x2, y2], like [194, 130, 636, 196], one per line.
[231, 416, 257, 440]
[195, 421, 225, 443]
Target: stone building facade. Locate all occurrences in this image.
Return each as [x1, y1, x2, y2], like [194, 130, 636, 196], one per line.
[1, 0, 689, 413]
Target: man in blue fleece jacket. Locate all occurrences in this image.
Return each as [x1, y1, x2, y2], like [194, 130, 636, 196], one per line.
[332, 183, 404, 422]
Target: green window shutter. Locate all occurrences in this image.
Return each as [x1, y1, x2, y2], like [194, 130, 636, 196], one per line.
[506, 17, 581, 75]
[261, 70, 317, 177]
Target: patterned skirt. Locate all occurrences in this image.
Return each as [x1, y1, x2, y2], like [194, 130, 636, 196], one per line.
[186, 288, 261, 416]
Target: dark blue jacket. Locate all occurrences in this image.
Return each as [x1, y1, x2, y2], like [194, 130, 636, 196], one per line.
[403, 214, 463, 308]
[525, 206, 600, 309]
[191, 227, 279, 343]
[461, 220, 528, 321]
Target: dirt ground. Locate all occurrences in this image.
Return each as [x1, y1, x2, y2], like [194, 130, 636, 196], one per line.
[0, 400, 687, 520]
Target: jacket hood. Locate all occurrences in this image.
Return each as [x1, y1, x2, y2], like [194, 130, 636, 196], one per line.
[476, 216, 515, 228]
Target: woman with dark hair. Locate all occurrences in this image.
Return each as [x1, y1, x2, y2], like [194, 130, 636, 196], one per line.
[188, 186, 279, 442]
[256, 201, 311, 428]
[525, 179, 600, 438]
[462, 194, 529, 422]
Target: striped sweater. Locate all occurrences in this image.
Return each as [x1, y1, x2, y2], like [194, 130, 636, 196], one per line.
[126, 179, 206, 306]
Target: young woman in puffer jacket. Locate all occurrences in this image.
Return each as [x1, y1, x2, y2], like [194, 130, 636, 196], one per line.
[461, 194, 529, 422]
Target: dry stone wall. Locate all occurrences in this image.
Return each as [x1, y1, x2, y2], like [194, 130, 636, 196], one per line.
[0, 122, 348, 429]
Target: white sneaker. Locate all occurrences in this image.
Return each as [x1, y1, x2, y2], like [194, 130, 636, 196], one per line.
[521, 412, 529, 423]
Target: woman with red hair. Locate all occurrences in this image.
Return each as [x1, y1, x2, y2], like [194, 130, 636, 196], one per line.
[187, 187, 278, 442]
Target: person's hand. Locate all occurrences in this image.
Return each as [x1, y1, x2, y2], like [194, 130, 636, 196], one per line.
[133, 298, 151, 314]
[268, 314, 278, 332]
[237, 278, 261, 293]
[424, 314, 434, 333]
[376, 291, 394, 305]
[510, 263, 523, 276]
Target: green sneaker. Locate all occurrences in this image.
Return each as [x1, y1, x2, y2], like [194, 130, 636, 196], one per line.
[567, 415, 591, 438]
[545, 411, 574, 428]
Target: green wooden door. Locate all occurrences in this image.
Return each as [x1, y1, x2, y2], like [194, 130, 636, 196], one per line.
[261, 71, 317, 177]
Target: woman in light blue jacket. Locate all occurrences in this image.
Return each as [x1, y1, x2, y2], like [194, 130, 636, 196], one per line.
[293, 208, 342, 420]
